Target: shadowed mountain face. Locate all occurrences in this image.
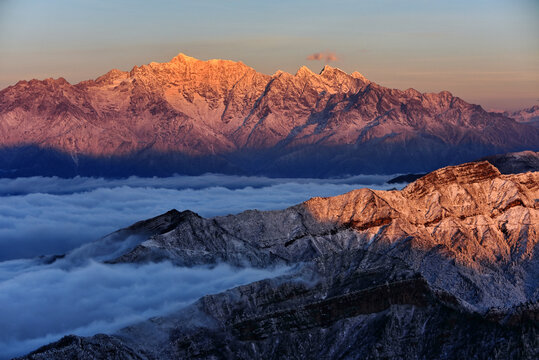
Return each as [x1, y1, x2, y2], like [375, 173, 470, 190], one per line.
[17, 162, 539, 359]
[1, 54, 538, 177]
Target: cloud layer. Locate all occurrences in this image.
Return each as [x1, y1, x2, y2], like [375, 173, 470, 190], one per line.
[0, 173, 391, 196]
[0, 260, 290, 359]
[0, 175, 397, 261]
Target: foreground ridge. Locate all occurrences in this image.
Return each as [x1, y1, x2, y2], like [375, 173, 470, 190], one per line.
[18, 162, 539, 359]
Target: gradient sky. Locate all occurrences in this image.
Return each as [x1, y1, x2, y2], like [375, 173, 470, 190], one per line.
[0, 0, 537, 110]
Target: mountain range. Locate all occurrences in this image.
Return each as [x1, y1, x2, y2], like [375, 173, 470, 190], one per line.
[1, 53, 538, 177]
[17, 160, 539, 359]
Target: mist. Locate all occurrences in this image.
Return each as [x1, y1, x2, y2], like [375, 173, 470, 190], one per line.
[0, 259, 291, 359]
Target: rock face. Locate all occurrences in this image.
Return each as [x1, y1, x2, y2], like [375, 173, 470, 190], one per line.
[1, 54, 538, 177]
[17, 162, 539, 359]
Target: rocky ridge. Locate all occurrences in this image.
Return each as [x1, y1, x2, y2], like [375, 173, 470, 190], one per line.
[17, 161, 539, 359]
[387, 150, 539, 184]
[1, 54, 538, 177]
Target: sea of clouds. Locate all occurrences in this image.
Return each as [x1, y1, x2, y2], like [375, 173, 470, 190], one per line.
[0, 173, 401, 358]
[0, 174, 399, 261]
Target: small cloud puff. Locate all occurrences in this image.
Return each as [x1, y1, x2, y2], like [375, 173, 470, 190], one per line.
[306, 51, 339, 62]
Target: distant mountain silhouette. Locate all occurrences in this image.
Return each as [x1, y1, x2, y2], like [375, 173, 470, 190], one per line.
[1, 53, 537, 177]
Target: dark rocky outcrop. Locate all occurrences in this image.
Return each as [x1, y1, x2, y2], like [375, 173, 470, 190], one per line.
[482, 151, 539, 174]
[386, 173, 427, 184]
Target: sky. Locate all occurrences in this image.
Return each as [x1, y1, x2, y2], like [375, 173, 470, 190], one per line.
[0, 0, 537, 110]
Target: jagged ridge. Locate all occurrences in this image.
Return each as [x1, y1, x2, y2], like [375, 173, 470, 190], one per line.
[1, 53, 538, 177]
[16, 161, 539, 359]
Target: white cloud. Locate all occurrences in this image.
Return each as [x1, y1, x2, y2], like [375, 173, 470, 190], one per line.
[0, 173, 392, 196]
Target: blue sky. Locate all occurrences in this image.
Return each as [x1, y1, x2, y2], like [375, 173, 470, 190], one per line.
[0, 0, 537, 110]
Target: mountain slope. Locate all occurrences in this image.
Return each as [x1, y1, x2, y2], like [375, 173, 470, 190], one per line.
[109, 161, 539, 310]
[18, 162, 539, 359]
[20, 257, 539, 360]
[1, 54, 538, 177]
